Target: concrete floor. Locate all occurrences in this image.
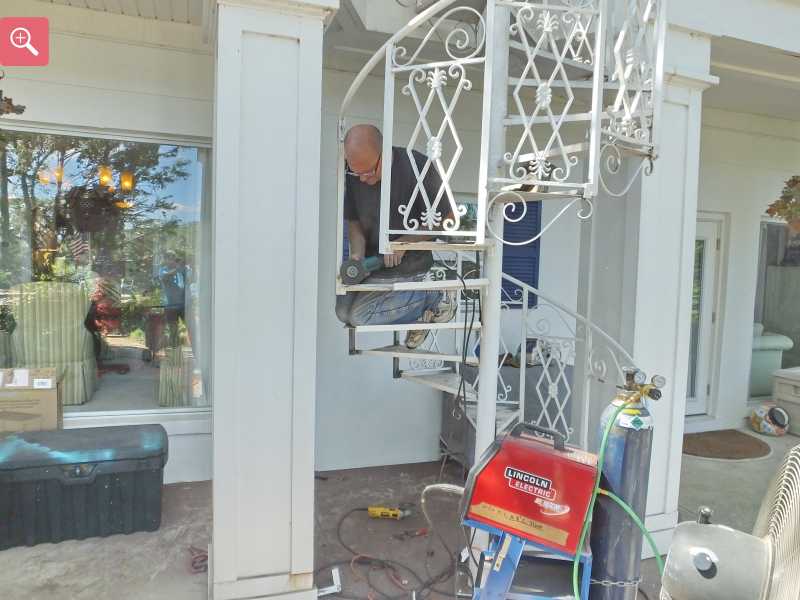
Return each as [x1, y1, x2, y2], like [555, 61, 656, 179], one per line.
[637, 431, 800, 599]
[0, 482, 211, 600]
[2, 431, 797, 600]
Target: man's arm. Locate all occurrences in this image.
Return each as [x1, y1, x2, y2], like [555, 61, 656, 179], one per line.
[347, 220, 367, 261]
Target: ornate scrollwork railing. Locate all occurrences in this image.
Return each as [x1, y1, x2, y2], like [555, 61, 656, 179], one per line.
[380, 4, 489, 248]
[399, 262, 641, 443]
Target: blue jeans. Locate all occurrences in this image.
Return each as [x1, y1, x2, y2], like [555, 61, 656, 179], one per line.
[336, 274, 442, 326]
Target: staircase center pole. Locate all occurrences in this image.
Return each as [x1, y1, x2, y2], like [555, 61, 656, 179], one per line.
[475, 0, 510, 457]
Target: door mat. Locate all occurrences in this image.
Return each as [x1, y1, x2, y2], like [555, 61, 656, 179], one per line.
[683, 429, 771, 460]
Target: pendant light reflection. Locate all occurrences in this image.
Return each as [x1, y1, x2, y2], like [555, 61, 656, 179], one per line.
[120, 171, 134, 192]
[37, 170, 50, 185]
[98, 165, 113, 187]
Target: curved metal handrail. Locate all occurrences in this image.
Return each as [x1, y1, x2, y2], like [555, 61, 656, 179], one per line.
[337, 0, 463, 122]
[500, 271, 637, 369]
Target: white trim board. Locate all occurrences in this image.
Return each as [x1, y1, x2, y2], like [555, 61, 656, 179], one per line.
[0, 121, 212, 148]
[64, 410, 212, 484]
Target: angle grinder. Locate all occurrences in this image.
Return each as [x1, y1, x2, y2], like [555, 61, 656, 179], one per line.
[340, 256, 382, 285]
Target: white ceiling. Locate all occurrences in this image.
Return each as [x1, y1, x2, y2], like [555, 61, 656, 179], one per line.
[706, 37, 800, 122]
[40, 0, 206, 25]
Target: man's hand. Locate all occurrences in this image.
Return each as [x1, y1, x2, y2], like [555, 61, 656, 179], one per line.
[383, 249, 406, 268]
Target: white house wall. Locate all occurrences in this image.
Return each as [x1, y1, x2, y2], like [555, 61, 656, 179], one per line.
[693, 107, 800, 432]
[669, 0, 800, 56]
[0, 0, 213, 139]
[0, 0, 214, 484]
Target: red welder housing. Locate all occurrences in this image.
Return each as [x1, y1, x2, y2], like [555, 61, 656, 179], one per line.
[461, 424, 598, 555]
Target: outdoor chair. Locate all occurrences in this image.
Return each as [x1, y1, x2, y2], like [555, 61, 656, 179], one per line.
[9, 281, 97, 405]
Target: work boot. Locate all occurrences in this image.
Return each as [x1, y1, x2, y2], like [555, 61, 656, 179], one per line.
[405, 291, 458, 349]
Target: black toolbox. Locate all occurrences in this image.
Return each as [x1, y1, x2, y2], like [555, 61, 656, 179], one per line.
[0, 424, 168, 550]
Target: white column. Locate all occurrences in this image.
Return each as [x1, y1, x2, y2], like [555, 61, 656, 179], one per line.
[475, 0, 509, 457]
[211, 1, 337, 599]
[634, 30, 717, 552]
[574, 27, 717, 554]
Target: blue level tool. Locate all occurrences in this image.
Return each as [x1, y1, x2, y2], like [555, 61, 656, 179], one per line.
[468, 524, 592, 600]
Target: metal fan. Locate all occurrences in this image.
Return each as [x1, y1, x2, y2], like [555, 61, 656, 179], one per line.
[660, 443, 800, 600]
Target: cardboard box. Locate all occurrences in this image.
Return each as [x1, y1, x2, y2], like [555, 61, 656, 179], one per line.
[0, 368, 62, 434]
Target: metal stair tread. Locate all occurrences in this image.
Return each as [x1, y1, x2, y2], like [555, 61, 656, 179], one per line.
[400, 371, 477, 399]
[463, 403, 520, 427]
[342, 278, 488, 292]
[350, 321, 482, 333]
[363, 345, 479, 365]
[388, 241, 490, 252]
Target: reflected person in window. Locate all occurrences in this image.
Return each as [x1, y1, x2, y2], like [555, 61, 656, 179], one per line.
[159, 252, 191, 347]
[335, 124, 457, 349]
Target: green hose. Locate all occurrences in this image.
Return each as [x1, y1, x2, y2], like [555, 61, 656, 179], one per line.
[597, 488, 665, 576]
[571, 397, 663, 599]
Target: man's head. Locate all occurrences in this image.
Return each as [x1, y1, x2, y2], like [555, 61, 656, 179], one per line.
[344, 124, 383, 186]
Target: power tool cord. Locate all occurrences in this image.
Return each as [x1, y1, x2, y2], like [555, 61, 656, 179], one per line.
[436, 252, 480, 477]
[571, 397, 665, 600]
[421, 484, 475, 598]
[323, 506, 465, 600]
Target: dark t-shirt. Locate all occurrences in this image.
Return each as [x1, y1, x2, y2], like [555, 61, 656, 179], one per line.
[344, 147, 442, 276]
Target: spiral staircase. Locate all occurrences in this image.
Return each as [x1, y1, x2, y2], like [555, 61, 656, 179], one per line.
[335, 0, 667, 453]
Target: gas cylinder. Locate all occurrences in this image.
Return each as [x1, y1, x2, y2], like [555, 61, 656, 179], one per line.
[589, 368, 661, 600]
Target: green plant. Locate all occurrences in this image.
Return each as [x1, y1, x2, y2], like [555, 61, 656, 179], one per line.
[767, 176, 800, 233]
[0, 304, 15, 333]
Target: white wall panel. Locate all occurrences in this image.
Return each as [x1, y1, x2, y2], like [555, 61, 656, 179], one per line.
[695, 108, 800, 431]
[1, 0, 212, 139]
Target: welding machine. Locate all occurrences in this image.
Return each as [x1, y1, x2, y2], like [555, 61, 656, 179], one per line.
[462, 423, 597, 555]
[461, 423, 597, 600]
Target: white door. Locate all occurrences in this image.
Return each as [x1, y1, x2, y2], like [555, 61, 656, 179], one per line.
[686, 219, 722, 416]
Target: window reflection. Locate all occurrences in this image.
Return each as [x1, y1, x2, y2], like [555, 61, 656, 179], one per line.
[0, 131, 209, 412]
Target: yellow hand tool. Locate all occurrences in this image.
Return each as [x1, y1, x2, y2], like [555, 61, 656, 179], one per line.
[367, 505, 412, 520]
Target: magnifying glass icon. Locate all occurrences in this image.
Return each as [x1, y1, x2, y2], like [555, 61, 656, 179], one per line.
[9, 27, 40, 57]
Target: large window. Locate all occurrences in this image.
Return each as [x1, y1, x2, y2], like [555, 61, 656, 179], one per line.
[0, 130, 210, 412]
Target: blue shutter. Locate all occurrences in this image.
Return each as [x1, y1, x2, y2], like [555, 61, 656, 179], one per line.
[501, 202, 541, 307]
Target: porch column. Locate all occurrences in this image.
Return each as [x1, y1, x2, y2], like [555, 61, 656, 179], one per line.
[575, 27, 717, 554]
[633, 28, 717, 551]
[211, 1, 337, 599]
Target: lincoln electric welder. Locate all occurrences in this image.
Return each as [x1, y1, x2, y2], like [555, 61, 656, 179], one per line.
[459, 369, 666, 600]
[462, 423, 597, 555]
[460, 423, 598, 599]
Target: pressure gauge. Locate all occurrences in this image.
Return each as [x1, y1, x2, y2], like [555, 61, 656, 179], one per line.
[633, 370, 647, 385]
[652, 375, 666, 389]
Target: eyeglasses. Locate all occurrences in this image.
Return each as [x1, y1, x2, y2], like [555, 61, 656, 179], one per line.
[346, 153, 381, 178]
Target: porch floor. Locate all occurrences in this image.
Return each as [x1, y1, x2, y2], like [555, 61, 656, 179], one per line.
[1, 431, 796, 600]
[0, 482, 212, 600]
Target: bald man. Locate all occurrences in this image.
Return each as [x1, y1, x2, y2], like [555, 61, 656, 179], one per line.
[336, 124, 456, 349]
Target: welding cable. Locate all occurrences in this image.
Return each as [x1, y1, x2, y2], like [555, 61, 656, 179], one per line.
[421, 483, 465, 549]
[330, 507, 458, 600]
[571, 397, 665, 600]
[437, 252, 479, 472]
[421, 483, 473, 599]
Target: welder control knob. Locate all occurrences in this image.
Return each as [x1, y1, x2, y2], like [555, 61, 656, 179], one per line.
[651, 374, 667, 389]
[697, 506, 713, 524]
[692, 550, 717, 578]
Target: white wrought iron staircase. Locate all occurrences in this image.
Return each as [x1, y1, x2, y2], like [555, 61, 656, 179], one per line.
[335, 0, 667, 455]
